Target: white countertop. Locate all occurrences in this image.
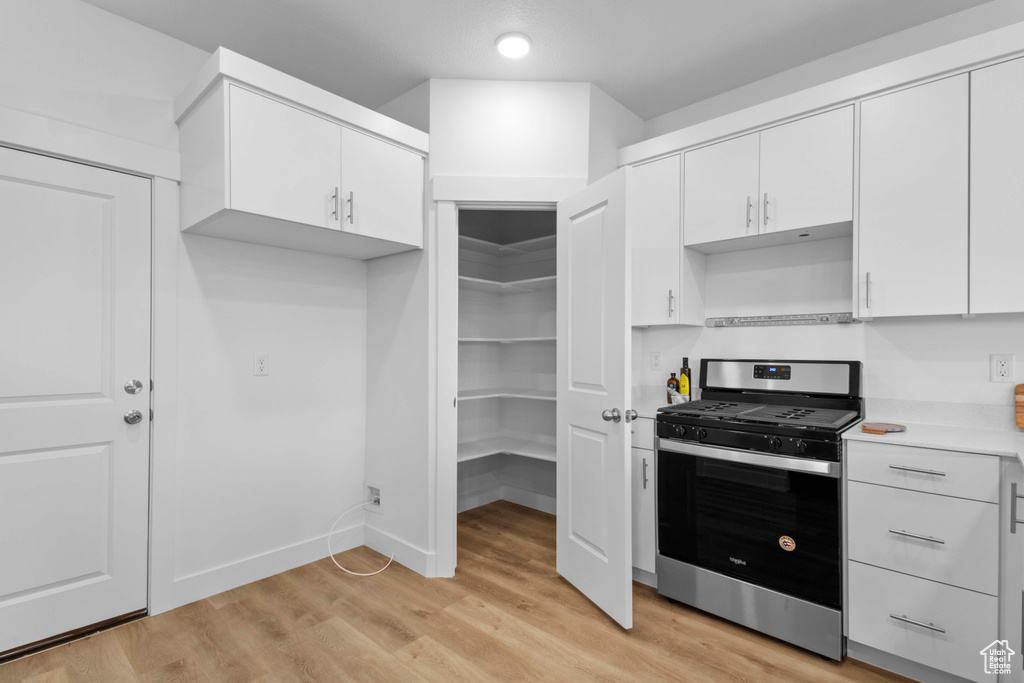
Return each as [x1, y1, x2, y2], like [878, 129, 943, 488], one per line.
[844, 420, 1024, 464]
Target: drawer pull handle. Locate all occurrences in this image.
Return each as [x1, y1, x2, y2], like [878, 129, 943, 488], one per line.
[888, 464, 946, 477]
[889, 613, 945, 633]
[1010, 482, 1024, 534]
[888, 528, 945, 544]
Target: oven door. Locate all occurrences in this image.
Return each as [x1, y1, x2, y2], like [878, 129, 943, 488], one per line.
[657, 439, 841, 608]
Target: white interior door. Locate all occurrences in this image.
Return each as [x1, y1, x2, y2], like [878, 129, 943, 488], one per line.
[556, 168, 632, 629]
[0, 147, 151, 654]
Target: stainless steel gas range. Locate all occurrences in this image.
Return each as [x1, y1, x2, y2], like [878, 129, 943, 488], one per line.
[655, 358, 862, 660]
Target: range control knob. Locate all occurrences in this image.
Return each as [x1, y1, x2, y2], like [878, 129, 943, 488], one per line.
[697, 428, 708, 442]
[676, 426, 687, 439]
[768, 437, 783, 451]
[795, 440, 809, 455]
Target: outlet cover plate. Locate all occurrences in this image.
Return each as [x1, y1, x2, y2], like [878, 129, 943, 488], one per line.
[990, 354, 1015, 383]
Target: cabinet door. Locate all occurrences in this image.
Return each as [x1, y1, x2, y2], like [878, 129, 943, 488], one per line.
[859, 75, 968, 318]
[631, 446, 655, 574]
[759, 106, 853, 234]
[683, 132, 760, 246]
[341, 128, 424, 248]
[630, 155, 681, 325]
[229, 85, 342, 229]
[971, 57, 1024, 314]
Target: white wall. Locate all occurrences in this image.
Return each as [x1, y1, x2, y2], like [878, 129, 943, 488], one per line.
[644, 0, 1024, 139]
[377, 80, 430, 133]
[364, 246, 435, 574]
[588, 85, 644, 183]
[0, 0, 207, 151]
[173, 236, 368, 600]
[428, 79, 591, 179]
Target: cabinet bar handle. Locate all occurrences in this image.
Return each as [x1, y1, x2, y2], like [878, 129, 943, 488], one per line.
[642, 457, 649, 490]
[668, 289, 674, 317]
[889, 613, 945, 633]
[1010, 482, 1024, 534]
[865, 271, 872, 309]
[331, 187, 339, 219]
[746, 196, 752, 230]
[888, 464, 946, 476]
[346, 191, 354, 224]
[763, 192, 769, 226]
[888, 528, 945, 544]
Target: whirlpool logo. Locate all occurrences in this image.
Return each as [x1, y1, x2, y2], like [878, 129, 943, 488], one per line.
[728, 557, 747, 566]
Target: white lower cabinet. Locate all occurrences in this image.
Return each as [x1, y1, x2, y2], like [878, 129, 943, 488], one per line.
[848, 481, 998, 595]
[846, 439, 1019, 682]
[631, 417, 656, 576]
[848, 561, 997, 683]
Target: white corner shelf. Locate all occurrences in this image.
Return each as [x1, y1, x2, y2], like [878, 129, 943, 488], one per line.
[459, 234, 557, 257]
[458, 275, 556, 294]
[457, 436, 557, 463]
[458, 336, 556, 344]
[458, 388, 556, 402]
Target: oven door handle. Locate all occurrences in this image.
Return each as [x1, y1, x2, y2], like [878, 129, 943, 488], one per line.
[657, 439, 841, 478]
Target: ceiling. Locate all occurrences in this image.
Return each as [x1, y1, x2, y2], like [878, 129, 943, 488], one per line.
[83, 0, 992, 121]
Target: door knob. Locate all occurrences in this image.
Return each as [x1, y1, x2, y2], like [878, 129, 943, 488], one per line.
[124, 379, 144, 394]
[601, 408, 622, 423]
[124, 410, 144, 425]
[624, 409, 638, 423]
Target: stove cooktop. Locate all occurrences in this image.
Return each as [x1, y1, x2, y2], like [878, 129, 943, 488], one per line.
[660, 400, 858, 431]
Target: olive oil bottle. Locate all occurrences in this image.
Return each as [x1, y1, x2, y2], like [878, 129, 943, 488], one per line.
[678, 357, 692, 402]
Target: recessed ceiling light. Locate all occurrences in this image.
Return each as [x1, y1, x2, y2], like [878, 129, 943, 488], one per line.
[497, 32, 531, 59]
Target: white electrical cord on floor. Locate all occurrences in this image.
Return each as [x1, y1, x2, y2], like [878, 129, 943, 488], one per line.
[327, 501, 395, 576]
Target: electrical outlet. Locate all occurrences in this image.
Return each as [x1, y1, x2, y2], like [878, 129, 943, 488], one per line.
[365, 483, 382, 513]
[990, 354, 1015, 383]
[254, 353, 269, 376]
[650, 351, 662, 371]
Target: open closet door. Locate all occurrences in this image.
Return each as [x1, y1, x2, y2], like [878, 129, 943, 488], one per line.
[556, 168, 633, 629]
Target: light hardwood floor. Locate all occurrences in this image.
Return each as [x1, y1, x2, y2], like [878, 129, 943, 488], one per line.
[0, 501, 908, 682]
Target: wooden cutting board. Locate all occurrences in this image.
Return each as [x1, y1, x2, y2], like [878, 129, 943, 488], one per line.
[1017, 384, 1024, 429]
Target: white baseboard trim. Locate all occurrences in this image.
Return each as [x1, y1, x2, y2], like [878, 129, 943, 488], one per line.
[846, 641, 966, 683]
[170, 523, 364, 610]
[457, 484, 556, 516]
[500, 485, 556, 515]
[633, 566, 657, 588]
[457, 483, 504, 513]
[364, 524, 436, 577]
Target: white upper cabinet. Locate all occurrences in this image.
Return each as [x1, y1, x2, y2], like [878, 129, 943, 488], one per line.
[630, 154, 705, 326]
[340, 128, 424, 248]
[759, 107, 853, 234]
[683, 132, 760, 246]
[176, 49, 427, 260]
[229, 86, 343, 230]
[859, 75, 968, 318]
[683, 106, 853, 250]
[970, 56, 1024, 315]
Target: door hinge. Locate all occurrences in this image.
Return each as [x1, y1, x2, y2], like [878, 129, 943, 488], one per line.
[149, 409, 154, 422]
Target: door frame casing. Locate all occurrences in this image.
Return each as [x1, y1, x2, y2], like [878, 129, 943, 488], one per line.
[431, 175, 587, 577]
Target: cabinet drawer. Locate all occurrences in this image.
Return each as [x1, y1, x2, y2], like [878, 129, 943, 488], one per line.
[631, 417, 654, 450]
[847, 440, 999, 502]
[848, 482, 998, 594]
[848, 561, 996, 683]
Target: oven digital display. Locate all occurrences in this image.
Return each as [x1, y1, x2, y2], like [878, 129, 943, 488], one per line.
[753, 364, 791, 380]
